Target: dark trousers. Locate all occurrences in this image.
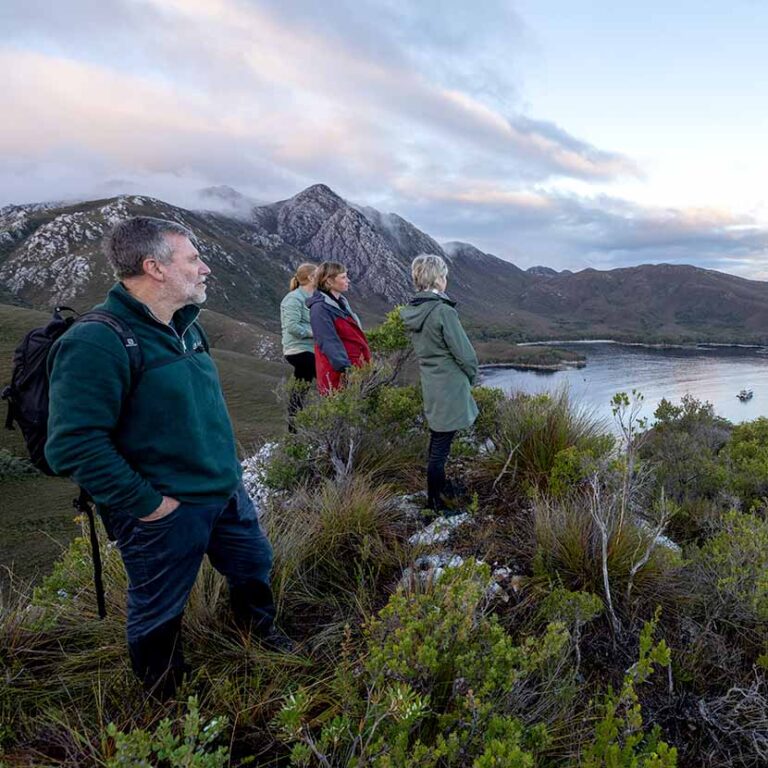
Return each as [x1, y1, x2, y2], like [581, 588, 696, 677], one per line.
[111, 482, 275, 695]
[427, 430, 457, 512]
[285, 352, 316, 431]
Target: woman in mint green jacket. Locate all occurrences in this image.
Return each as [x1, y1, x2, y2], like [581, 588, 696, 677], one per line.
[280, 263, 317, 428]
[400, 254, 478, 512]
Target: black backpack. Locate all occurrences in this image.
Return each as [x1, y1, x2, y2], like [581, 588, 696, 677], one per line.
[2, 306, 143, 619]
[3, 307, 143, 474]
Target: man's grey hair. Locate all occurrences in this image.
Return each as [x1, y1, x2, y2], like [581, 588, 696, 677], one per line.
[104, 216, 196, 279]
[411, 253, 448, 291]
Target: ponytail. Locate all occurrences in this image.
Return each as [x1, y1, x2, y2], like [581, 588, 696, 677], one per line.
[290, 262, 318, 291]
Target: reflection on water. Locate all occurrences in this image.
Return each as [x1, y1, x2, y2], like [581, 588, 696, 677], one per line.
[480, 343, 768, 426]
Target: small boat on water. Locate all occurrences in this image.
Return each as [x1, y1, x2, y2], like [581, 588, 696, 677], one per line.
[737, 389, 754, 401]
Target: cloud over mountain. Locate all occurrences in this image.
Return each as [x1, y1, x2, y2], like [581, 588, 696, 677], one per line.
[0, 0, 766, 277]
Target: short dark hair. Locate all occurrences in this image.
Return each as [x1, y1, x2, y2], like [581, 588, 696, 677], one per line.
[104, 216, 195, 279]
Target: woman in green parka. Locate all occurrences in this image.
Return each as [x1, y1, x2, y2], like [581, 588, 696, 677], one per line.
[400, 253, 479, 512]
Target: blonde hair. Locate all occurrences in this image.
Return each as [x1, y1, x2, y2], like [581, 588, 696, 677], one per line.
[411, 253, 448, 291]
[289, 262, 317, 291]
[315, 261, 347, 292]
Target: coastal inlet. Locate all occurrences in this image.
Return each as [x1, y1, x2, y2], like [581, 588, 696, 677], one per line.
[480, 341, 768, 426]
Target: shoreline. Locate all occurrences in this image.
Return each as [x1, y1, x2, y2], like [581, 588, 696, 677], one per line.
[480, 359, 586, 372]
[518, 339, 768, 351]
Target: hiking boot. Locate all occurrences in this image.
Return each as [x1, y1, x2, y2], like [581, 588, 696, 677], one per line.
[259, 626, 296, 654]
[128, 615, 190, 701]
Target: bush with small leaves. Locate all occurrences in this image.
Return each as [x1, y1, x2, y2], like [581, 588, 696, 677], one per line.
[469, 386, 506, 445]
[266, 367, 427, 490]
[689, 511, 768, 635]
[537, 587, 603, 670]
[277, 563, 567, 767]
[105, 696, 229, 768]
[721, 417, 768, 512]
[548, 445, 603, 498]
[581, 611, 677, 767]
[367, 306, 410, 357]
[642, 396, 730, 504]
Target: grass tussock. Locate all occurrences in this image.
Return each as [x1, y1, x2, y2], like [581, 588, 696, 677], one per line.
[473, 388, 612, 495]
[267, 475, 409, 629]
[532, 491, 685, 618]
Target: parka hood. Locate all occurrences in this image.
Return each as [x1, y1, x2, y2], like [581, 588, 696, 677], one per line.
[306, 290, 331, 309]
[400, 292, 456, 332]
[306, 290, 350, 314]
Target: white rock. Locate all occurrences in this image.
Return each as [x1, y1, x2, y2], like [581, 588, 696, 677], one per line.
[241, 442, 278, 514]
[408, 513, 470, 546]
[635, 517, 682, 553]
[399, 553, 465, 590]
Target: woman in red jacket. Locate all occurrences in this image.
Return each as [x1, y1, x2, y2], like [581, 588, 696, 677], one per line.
[307, 262, 371, 394]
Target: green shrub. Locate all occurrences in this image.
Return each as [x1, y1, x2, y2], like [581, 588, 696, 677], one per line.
[263, 439, 312, 490]
[367, 306, 410, 356]
[581, 612, 677, 767]
[548, 445, 602, 498]
[105, 696, 229, 767]
[368, 382, 423, 429]
[277, 563, 568, 767]
[689, 511, 768, 630]
[538, 587, 603, 628]
[721, 417, 768, 511]
[536, 587, 603, 673]
[0, 449, 39, 480]
[640, 397, 731, 535]
[267, 368, 426, 490]
[470, 385, 506, 444]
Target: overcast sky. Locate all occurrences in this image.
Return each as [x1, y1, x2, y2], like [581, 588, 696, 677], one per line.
[2, 0, 768, 277]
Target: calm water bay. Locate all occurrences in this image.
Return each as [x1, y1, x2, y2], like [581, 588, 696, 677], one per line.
[480, 342, 768, 428]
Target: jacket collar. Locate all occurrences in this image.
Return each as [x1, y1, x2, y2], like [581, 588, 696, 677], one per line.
[408, 290, 457, 308]
[107, 283, 201, 330]
[307, 289, 352, 315]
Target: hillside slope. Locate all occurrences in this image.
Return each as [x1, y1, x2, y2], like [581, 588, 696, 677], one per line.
[2, 185, 768, 342]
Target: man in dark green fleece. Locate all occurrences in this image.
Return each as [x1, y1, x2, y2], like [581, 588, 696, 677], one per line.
[46, 216, 289, 698]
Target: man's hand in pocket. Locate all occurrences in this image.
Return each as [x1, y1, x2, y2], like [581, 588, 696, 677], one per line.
[139, 496, 180, 522]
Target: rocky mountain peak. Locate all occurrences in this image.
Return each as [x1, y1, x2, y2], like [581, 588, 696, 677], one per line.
[271, 184, 347, 248]
[527, 265, 560, 278]
[292, 183, 343, 205]
[252, 184, 437, 302]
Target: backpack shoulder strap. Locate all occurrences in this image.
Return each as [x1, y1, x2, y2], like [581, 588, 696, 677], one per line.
[193, 320, 210, 353]
[75, 311, 144, 388]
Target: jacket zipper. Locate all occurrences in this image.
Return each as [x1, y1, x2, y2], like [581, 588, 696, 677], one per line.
[145, 310, 197, 353]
